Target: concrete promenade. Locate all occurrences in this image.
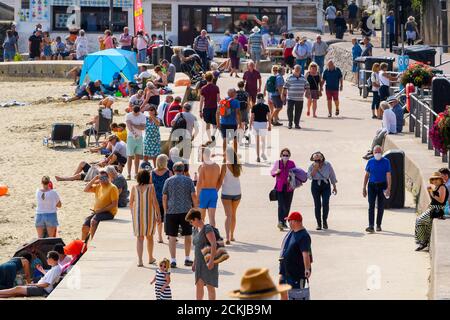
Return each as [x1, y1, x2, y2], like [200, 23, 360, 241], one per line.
[49, 75, 428, 300]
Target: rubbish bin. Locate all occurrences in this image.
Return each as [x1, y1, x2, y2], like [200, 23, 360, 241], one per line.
[393, 45, 436, 66]
[383, 149, 405, 209]
[151, 45, 174, 65]
[432, 76, 450, 114]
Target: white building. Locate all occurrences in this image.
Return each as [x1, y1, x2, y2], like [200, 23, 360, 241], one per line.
[11, 0, 324, 52]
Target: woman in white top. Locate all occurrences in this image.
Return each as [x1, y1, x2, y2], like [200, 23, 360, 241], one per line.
[370, 63, 381, 119]
[378, 62, 398, 102]
[134, 30, 149, 64]
[35, 176, 61, 238]
[218, 147, 242, 244]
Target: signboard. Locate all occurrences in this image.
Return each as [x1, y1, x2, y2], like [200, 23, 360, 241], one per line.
[398, 55, 410, 72]
[151, 4, 172, 32]
[30, 0, 50, 22]
[292, 4, 317, 28]
[134, 0, 145, 33]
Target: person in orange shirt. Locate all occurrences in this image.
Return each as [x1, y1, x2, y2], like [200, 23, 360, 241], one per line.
[81, 170, 119, 241]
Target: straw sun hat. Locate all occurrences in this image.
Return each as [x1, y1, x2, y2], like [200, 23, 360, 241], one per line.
[229, 268, 291, 299]
[429, 172, 444, 184]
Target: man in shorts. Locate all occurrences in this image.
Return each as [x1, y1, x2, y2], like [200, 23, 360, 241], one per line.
[236, 81, 250, 144]
[243, 60, 262, 108]
[321, 60, 343, 117]
[197, 147, 221, 227]
[216, 88, 242, 154]
[199, 72, 220, 142]
[126, 104, 146, 179]
[0, 251, 62, 298]
[82, 170, 119, 241]
[163, 162, 198, 268]
[269, 66, 286, 126]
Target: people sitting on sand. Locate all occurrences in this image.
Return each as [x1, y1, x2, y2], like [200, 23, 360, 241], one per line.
[127, 89, 145, 113]
[89, 123, 127, 154]
[128, 65, 155, 95]
[0, 254, 32, 290]
[0, 251, 62, 298]
[82, 96, 114, 137]
[35, 176, 62, 238]
[154, 65, 168, 88]
[82, 170, 119, 241]
[66, 80, 104, 102]
[106, 165, 129, 208]
[53, 244, 72, 267]
[56, 135, 127, 182]
[161, 59, 176, 84]
[157, 95, 174, 126]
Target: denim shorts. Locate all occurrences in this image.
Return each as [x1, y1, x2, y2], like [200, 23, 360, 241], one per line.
[35, 213, 59, 228]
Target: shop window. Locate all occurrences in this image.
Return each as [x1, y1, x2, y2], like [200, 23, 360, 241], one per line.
[207, 13, 233, 33]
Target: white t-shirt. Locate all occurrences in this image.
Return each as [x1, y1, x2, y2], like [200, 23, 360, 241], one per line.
[129, 94, 144, 108]
[101, 108, 112, 120]
[38, 264, 62, 294]
[112, 141, 127, 158]
[382, 108, 397, 134]
[379, 71, 390, 86]
[371, 72, 380, 92]
[36, 189, 60, 214]
[126, 112, 147, 137]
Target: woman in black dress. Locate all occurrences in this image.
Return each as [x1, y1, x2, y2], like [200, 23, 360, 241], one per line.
[334, 11, 347, 40]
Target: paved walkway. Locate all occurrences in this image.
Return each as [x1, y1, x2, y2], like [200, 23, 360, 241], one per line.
[49, 75, 428, 300]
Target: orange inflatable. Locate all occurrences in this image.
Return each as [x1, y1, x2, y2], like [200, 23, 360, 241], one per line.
[0, 185, 8, 196]
[175, 79, 191, 87]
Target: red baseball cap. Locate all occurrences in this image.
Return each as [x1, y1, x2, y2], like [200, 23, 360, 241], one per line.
[285, 211, 303, 222]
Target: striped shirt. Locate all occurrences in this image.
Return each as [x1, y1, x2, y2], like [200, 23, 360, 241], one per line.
[283, 75, 310, 101]
[194, 36, 209, 52]
[155, 269, 172, 300]
[248, 32, 263, 52]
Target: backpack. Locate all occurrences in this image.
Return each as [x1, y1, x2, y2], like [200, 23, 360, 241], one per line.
[171, 112, 187, 132]
[266, 75, 278, 93]
[219, 98, 232, 117]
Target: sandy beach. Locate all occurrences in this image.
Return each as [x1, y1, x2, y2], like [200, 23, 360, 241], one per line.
[0, 80, 135, 263]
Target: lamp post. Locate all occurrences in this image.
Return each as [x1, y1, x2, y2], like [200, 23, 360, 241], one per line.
[109, 0, 114, 32]
[441, 0, 448, 53]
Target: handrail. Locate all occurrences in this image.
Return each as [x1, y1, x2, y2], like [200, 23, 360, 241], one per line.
[408, 91, 450, 165]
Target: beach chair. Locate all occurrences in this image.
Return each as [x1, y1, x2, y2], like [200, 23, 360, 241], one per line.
[87, 109, 113, 146]
[46, 123, 74, 148]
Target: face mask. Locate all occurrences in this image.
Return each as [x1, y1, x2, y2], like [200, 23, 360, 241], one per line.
[282, 156, 290, 161]
[257, 98, 265, 104]
[374, 153, 382, 161]
[133, 106, 141, 113]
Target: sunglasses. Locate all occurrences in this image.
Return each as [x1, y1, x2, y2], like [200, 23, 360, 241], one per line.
[282, 154, 290, 157]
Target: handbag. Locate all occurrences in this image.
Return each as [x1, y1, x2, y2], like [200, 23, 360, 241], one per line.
[288, 279, 310, 300]
[201, 225, 229, 264]
[430, 207, 444, 219]
[269, 160, 280, 201]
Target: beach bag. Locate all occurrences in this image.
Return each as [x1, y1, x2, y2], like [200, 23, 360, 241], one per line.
[266, 75, 277, 93]
[201, 224, 229, 264]
[71, 135, 86, 148]
[83, 166, 99, 182]
[13, 53, 22, 61]
[219, 98, 232, 117]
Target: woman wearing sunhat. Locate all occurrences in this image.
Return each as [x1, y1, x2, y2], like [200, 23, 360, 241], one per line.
[414, 172, 448, 251]
[229, 268, 291, 300]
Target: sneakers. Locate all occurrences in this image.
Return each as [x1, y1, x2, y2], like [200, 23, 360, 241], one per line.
[256, 157, 261, 163]
[277, 222, 284, 231]
[328, 114, 332, 118]
[261, 154, 267, 161]
[184, 259, 194, 267]
[295, 125, 301, 129]
[365, 227, 375, 233]
[170, 261, 177, 268]
[415, 243, 428, 251]
[335, 110, 340, 116]
[273, 121, 283, 126]
[316, 225, 322, 231]
[323, 221, 328, 230]
[376, 226, 382, 232]
[288, 125, 292, 129]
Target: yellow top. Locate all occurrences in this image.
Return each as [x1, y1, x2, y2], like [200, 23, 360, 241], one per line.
[93, 183, 119, 216]
[116, 130, 127, 143]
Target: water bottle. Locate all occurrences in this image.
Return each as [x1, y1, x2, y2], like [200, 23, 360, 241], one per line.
[43, 137, 48, 146]
[193, 172, 198, 187]
[384, 189, 390, 199]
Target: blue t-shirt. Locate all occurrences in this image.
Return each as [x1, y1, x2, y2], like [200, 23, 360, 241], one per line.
[221, 35, 233, 53]
[392, 104, 403, 133]
[270, 75, 285, 97]
[322, 68, 342, 91]
[365, 158, 391, 183]
[348, 3, 358, 18]
[279, 229, 312, 284]
[352, 43, 362, 59]
[220, 98, 240, 125]
[386, 15, 395, 34]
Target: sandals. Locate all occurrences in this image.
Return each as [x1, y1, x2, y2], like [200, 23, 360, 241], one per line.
[149, 258, 157, 265]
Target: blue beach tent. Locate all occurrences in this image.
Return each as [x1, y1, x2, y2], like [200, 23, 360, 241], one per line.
[79, 49, 138, 85]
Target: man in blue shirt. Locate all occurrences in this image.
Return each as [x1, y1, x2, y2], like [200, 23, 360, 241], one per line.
[388, 97, 404, 133]
[216, 88, 241, 154]
[322, 60, 343, 117]
[363, 145, 392, 233]
[221, 31, 233, 57]
[279, 211, 312, 300]
[386, 11, 396, 52]
[347, 0, 358, 34]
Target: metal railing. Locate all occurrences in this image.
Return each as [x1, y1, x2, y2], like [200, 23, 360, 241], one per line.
[408, 91, 450, 166]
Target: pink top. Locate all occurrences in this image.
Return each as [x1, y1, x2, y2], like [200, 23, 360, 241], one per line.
[271, 159, 296, 192]
[119, 33, 132, 46]
[103, 36, 114, 49]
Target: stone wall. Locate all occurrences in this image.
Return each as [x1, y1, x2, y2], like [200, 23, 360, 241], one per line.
[326, 42, 355, 81]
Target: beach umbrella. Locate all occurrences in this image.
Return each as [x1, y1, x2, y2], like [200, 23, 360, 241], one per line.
[13, 238, 65, 269]
[79, 48, 139, 86]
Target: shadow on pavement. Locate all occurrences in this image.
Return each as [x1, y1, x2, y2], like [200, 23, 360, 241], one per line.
[227, 241, 280, 253]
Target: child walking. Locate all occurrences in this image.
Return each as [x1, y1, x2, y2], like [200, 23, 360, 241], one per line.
[150, 258, 172, 300]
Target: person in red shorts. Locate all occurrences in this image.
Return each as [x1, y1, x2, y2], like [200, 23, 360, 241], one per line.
[243, 60, 262, 108]
[199, 72, 221, 142]
[321, 60, 343, 117]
